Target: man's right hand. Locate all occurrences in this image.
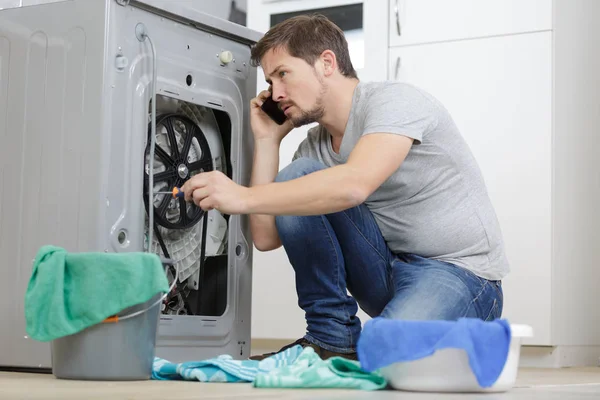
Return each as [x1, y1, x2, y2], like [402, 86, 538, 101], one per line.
[250, 90, 293, 143]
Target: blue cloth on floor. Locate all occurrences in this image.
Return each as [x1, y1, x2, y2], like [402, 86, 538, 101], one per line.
[357, 317, 511, 388]
[151, 345, 303, 382]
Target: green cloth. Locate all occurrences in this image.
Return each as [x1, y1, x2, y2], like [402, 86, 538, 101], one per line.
[25, 245, 169, 342]
[253, 347, 387, 390]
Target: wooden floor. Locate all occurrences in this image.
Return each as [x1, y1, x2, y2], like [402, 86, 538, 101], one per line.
[2, 367, 600, 399]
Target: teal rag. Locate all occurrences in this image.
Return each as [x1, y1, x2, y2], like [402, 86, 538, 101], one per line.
[253, 347, 387, 390]
[152, 345, 304, 382]
[25, 245, 169, 342]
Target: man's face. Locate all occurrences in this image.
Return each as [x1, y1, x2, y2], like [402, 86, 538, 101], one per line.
[261, 47, 327, 127]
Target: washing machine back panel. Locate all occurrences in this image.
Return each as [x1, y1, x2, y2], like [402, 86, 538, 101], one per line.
[104, 2, 258, 257]
[0, 0, 260, 368]
[101, 2, 257, 358]
[0, 0, 109, 368]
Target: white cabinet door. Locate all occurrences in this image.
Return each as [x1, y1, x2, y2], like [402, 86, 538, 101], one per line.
[389, 32, 553, 345]
[388, 0, 552, 47]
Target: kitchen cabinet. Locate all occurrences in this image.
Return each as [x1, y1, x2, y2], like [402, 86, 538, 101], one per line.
[388, 0, 552, 47]
[390, 32, 553, 345]
[388, 0, 600, 367]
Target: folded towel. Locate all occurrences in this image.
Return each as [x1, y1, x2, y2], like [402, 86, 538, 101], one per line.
[152, 345, 303, 382]
[254, 346, 387, 390]
[25, 245, 169, 342]
[357, 317, 511, 388]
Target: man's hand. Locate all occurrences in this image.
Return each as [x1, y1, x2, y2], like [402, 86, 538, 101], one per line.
[181, 171, 249, 215]
[250, 90, 293, 142]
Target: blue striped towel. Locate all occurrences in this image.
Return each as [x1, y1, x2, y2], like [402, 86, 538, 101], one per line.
[151, 345, 303, 382]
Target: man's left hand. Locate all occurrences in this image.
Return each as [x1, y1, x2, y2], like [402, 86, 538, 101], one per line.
[181, 171, 249, 215]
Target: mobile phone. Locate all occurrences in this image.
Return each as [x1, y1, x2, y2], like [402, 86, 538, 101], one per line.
[261, 95, 287, 125]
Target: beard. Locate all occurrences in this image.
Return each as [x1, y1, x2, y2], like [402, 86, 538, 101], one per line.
[289, 101, 325, 127]
[289, 77, 327, 127]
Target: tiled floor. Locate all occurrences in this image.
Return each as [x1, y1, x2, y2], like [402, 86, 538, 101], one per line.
[1, 368, 600, 399]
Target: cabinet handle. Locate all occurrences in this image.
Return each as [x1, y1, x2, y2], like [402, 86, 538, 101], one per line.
[394, 56, 401, 80]
[394, 0, 402, 36]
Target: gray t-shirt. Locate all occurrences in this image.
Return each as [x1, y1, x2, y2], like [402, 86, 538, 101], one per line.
[293, 81, 509, 281]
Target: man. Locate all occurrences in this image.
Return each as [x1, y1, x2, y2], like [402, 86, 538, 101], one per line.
[181, 14, 507, 361]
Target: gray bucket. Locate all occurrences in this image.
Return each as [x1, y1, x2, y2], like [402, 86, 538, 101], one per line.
[50, 293, 162, 380]
[50, 258, 174, 381]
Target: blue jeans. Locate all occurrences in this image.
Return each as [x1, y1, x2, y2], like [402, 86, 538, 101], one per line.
[274, 158, 503, 354]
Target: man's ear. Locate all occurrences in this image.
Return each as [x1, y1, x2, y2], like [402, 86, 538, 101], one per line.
[320, 50, 337, 77]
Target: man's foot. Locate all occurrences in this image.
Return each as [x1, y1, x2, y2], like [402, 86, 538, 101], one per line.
[249, 337, 358, 361]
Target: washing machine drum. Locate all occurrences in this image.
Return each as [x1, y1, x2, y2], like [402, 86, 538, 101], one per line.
[142, 99, 228, 300]
[143, 99, 226, 230]
[144, 112, 213, 230]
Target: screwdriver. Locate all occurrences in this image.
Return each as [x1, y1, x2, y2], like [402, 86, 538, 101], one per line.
[154, 187, 184, 198]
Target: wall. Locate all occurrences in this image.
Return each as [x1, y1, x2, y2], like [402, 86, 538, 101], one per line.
[552, 0, 600, 347]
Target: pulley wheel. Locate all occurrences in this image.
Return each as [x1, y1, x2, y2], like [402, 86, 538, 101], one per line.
[143, 113, 214, 230]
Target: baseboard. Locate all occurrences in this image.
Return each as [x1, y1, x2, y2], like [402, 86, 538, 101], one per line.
[250, 338, 293, 356]
[252, 339, 600, 369]
[520, 346, 600, 368]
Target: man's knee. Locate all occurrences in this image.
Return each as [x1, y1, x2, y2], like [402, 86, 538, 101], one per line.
[380, 262, 477, 321]
[275, 157, 326, 183]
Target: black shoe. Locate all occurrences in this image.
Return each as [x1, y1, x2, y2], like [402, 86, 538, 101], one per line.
[249, 337, 358, 361]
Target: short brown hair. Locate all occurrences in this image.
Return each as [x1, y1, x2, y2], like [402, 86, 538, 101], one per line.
[250, 14, 358, 79]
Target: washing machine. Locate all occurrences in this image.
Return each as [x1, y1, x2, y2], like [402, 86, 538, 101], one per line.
[0, 0, 261, 370]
